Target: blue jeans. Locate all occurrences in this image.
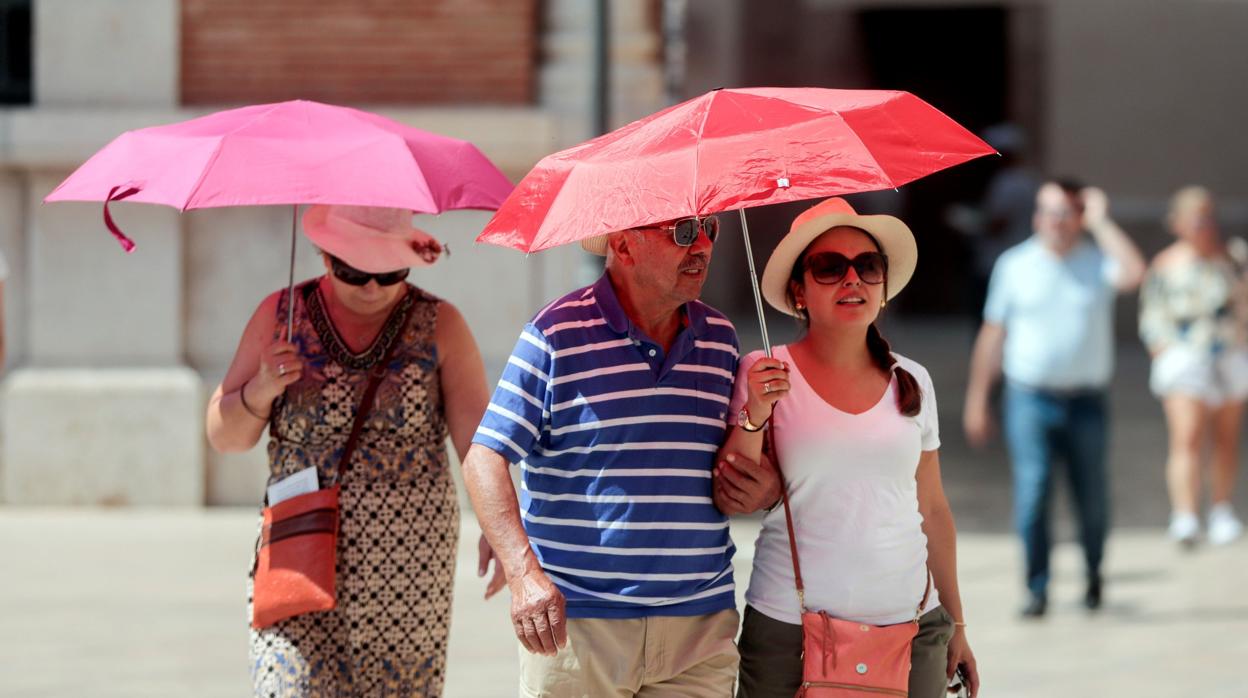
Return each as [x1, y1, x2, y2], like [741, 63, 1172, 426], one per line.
[1004, 383, 1109, 598]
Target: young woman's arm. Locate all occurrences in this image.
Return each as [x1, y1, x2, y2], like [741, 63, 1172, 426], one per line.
[917, 449, 980, 698]
[714, 354, 788, 514]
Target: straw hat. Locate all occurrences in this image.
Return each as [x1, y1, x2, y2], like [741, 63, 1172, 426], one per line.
[760, 197, 917, 316]
[303, 204, 443, 273]
[581, 234, 610, 255]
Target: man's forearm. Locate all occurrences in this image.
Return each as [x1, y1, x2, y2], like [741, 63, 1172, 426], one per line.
[1089, 219, 1146, 290]
[462, 444, 541, 581]
[965, 324, 1004, 409]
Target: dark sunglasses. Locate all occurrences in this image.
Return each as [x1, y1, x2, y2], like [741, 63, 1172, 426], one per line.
[640, 215, 720, 246]
[329, 256, 411, 287]
[804, 251, 887, 285]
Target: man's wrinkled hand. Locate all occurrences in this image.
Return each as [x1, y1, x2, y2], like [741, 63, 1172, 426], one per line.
[714, 452, 782, 515]
[509, 567, 567, 656]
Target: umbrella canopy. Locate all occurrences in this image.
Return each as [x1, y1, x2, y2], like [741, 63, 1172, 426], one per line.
[46, 99, 514, 250]
[477, 87, 994, 253]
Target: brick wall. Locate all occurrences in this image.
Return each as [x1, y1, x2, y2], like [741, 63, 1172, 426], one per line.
[181, 0, 538, 105]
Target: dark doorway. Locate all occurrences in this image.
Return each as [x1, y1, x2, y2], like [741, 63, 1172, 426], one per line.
[858, 6, 1011, 315]
[683, 2, 1019, 322]
[0, 0, 31, 105]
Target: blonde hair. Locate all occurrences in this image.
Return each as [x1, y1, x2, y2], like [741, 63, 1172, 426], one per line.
[1168, 186, 1212, 223]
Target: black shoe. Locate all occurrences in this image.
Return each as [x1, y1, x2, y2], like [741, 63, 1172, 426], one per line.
[1085, 576, 1103, 610]
[1020, 594, 1047, 618]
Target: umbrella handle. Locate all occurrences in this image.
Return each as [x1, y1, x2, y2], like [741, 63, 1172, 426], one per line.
[739, 209, 772, 359]
[103, 184, 141, 253]
[287, 204, 298, 339]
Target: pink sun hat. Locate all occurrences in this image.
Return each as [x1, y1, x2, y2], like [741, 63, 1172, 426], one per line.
[303, 204, 445, 272]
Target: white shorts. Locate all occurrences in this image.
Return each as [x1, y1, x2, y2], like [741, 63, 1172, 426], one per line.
[1150, 346, 1248, 406]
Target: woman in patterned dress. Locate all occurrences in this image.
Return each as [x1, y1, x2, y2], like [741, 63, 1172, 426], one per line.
[207, 205, 503, 696]
[1140, 187, 1248, 547]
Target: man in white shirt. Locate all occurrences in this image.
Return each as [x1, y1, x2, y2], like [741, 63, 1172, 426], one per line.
[963, 180, 1145, 618]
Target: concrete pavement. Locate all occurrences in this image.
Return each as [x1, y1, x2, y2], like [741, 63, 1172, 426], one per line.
[5, 324, 1248, 696]
[1, 509, 1245, 697]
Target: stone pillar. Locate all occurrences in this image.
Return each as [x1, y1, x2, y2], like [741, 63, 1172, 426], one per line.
[0, 0, 203, 506]
[540, 0, 667, 140]
[35, 0, 179, 107]
[0, 172, 25, 373]
[25, 175, 182, 366]
[1, 368, 202, 505]
[2, 174, 202, 505]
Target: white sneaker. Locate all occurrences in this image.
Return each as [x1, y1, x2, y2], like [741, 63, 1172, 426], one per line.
[1168, 511, 1201, 547]
[1208, 505, 1244, 546]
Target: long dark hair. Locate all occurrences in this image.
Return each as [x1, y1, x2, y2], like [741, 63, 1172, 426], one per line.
[785, 229, 923, 417]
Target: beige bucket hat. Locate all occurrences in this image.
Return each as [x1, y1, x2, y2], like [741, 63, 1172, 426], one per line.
[760, 197, 917, 316]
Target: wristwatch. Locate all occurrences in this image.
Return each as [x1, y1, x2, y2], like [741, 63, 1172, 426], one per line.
[737, 405, 766, 432]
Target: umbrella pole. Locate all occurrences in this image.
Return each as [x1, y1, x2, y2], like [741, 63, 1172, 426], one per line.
[286, 204, 297, 338]
[738, 209, 773, 358]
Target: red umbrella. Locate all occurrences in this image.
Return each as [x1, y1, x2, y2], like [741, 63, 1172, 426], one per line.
[478, 88, 993, 252]
[476, 87, 994, 353]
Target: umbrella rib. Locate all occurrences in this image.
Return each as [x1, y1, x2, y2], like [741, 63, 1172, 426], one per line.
[835, 104, 901, 191]
[690, 91, 719, 214]
[178, 137, 229, 212]
[179, 102, 288, 211]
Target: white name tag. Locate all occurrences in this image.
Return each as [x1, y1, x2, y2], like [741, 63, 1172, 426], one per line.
[267, 465, 320, 506]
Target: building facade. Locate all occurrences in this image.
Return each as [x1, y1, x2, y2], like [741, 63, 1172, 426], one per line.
[1, 0, 1245, 506]
[0, 0, 666, 505]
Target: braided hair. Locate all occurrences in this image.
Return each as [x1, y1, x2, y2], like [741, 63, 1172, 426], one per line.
[785, 228, 923, 417]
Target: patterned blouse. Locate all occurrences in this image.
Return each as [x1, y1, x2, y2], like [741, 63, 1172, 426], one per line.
[1139, 251, 1248, 356]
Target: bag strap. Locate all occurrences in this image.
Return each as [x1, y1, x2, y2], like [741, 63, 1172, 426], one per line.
[332, 288, 415, 484]
[773, 420, 932, 620]
[773, 422, 808, 613]
[778, 474, 808, 613]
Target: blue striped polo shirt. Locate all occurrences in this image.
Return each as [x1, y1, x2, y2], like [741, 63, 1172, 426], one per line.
[472, 273, 739, 619]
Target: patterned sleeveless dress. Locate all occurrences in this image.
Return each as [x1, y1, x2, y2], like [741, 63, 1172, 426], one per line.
[249, 280, 459, 697]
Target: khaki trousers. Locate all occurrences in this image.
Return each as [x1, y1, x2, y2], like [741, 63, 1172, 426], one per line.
[736, 605, 955, 698]
[519, 609, 740, 698]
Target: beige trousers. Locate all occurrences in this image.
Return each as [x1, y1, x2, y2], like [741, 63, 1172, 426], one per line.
[518, 609, 740, 698]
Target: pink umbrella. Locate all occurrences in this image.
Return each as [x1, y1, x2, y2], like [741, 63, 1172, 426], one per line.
[45, 99, 513, 332]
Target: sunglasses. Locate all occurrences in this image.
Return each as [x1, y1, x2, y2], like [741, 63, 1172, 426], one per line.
[804, 251, 887, 285]
[329, 256, 411, 287]
[639, 216, 721, 246]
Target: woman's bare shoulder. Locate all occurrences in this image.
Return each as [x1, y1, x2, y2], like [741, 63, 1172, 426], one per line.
[1150, 243, 1191, 271]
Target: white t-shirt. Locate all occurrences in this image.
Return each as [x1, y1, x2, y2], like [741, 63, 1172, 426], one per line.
[984, 237, 1118, 389]
[730, 345, 941, 626]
